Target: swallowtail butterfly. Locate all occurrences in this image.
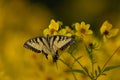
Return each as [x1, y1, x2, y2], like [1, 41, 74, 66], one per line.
[24, 35, 74, 62]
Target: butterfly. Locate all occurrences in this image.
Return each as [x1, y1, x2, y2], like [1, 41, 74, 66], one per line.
[24, 35, 74, 62]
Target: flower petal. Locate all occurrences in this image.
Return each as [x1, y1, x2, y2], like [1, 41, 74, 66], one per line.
[49, 19, 59, 30]
[65, 26, 71, 32]
[75, 23, 80, 31]
[103, 35, 108, 42]
[81, 22, 90, 30]
[81, 21, 85, 26]
[100, 25, 106, 34]
[43, 28, 50, 36]
[84, 24, 90, 30]
[58, 29, 67, 35]
[66, 33, 72, 37]
[104, 21, 112, 30]
[86, 30, 93, 35]
[75, 32, 80, 36]
[100, 21, 112, 34]
[110, 28, 119, 37]
[53, 31, 58, 35]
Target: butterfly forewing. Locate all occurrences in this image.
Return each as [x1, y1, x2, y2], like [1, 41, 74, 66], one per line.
[24, 37, 51, 54]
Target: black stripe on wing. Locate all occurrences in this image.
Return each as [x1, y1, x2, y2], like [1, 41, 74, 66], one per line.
[24, 36, 50, 59]
[52, 51, 59, 62]
[60, 38, 74, 50]
[24, 42, 41, 53]
[60, 36, 74, 50]
[51, 35, 74, 50]
[23, 36, 46, 53]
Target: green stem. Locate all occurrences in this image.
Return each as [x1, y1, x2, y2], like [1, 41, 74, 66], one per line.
[92, 62, 94, 74]
[91, 49, 95, 80]
[91, 61, 94, 80]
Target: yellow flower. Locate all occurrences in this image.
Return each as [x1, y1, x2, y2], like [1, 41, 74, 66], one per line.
[43, 19, 62, 36]
[100, 21, 119, 42]
[65, 26, 75, 35]
[84, 37, 100, 50]
[58, 26, 74, 36]
[75, 21, 93, 39]
[58, 29, 67, 35]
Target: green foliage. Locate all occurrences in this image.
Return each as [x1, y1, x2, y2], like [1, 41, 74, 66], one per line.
[97, 66, 101, 74]
[85, 44, 95, 64]
[95, 70, 98, 77]
[103, 65, 120, 72]
[53, 19, 120, 80]
[60, 44, 120, 80]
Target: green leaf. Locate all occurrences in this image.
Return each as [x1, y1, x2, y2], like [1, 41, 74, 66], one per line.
[90, 72, 94, 78]
[66, 69, 86, 75]
[95, 70, 98, 77]
[85, 45, 93, 62]
[97, 65, 101, 74]
[103, 65, 120, 72]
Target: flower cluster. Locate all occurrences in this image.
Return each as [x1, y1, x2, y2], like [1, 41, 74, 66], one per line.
[42, 19, 120, 80]
[43, 19, 73, 37]
[43, 19, 119, 43]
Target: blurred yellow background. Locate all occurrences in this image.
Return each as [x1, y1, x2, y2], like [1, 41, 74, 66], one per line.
[0, 0, 120, 80]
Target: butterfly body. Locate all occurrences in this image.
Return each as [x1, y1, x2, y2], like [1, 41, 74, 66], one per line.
[24, 35, 74, 62]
